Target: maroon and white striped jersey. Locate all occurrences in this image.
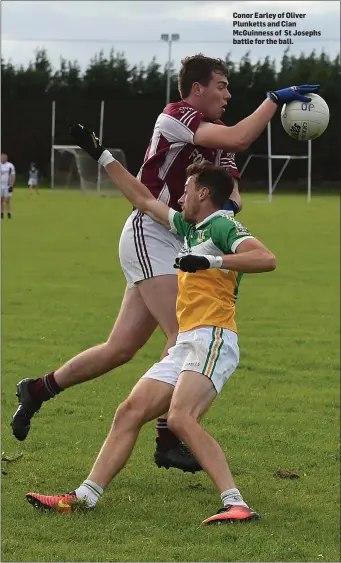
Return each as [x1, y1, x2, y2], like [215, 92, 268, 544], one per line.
[137, 101, 240, 211]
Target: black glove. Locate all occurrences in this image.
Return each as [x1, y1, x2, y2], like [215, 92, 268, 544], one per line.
[174, 255, 211, 273]
[69, 124, 105, 161]
[8, 186, 13, 193]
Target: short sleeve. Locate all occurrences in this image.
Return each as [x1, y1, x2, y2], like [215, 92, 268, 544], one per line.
[9, 163, 16, 174]
[158, 104, 203, 145]
[211, 217, 254, 254]
[168, 209, 190, 238]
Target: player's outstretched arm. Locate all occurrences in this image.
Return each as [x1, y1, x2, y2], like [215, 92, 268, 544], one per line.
[69, 124, 171, 227]
[104, 158, 171, 227]
[194, 84, 320, 152]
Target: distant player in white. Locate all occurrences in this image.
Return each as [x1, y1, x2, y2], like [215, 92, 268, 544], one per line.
[1, 153, 16, 219]
[28, 162, 39, 193]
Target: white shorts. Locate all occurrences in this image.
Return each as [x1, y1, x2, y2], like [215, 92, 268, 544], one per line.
[28, 179, 37, 187]
[142, 326, 239, 394]
[119, 209, 182, 288]
[1, 186, 12, 198]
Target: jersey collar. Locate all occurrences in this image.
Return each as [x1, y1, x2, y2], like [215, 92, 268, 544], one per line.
[195, 210, 230, 230]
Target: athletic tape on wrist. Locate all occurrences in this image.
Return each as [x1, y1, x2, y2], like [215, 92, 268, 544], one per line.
[206, 255, 223, 269]
[99, 150, 115, 167]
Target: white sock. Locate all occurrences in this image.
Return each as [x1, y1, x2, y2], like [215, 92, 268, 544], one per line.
[75, 479, 104, 508]
[221, 488, 248, 508]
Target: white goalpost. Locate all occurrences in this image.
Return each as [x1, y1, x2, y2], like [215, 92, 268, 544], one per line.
[239, 120, 312, 202]
[50, 100, 127, 194]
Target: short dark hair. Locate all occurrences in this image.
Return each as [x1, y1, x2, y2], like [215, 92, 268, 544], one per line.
[186, 161, 234, 209]
[178, 54, 228, 99]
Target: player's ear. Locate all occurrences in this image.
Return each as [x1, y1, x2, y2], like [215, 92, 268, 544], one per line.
[199, 186, 210, 201]
[192, 81, 203, 97]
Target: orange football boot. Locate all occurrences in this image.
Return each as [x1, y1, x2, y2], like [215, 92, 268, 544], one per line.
[202, 505, 261, 525]
[26, 491, 87, 513]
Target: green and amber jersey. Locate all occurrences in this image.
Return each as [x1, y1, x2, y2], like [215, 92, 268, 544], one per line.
[168, 209, 254, 334]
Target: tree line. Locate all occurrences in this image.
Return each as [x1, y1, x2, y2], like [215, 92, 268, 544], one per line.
[1, 48, 340, 188]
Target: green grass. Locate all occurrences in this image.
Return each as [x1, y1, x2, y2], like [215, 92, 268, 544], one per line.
[1, 190, 340, 563]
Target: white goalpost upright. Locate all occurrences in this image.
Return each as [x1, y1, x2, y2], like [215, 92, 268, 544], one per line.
[97, 100, 105, 195]
[240, 119, 312, 203]
[50, 100, 127, 194]
[51, 100, 56, 190]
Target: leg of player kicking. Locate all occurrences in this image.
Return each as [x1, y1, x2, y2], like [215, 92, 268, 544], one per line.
[52, 276, 179, 391]
[11, 287, 158, 439]
[54, 286, 158, 388]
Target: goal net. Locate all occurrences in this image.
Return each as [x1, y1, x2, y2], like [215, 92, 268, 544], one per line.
[51, 146, 127, 195]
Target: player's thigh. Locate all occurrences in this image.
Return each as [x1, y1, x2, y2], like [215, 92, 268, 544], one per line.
[123, 377, 174, 424]
[119, 210, 180, 338]
[169, 327, 240, 418]
[107, 285, 158, 355]
[138, 274, 179, 338]
[169, 370, 217, 421]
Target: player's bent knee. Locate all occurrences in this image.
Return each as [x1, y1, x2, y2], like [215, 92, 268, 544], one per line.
[113, 398, 146, 429]
[167, 410, 193, 438]
[104, 341, 137, 367]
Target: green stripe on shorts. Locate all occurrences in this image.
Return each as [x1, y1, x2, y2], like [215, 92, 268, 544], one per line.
[202, 327, 217, 375]
[209, 328, 224, 379]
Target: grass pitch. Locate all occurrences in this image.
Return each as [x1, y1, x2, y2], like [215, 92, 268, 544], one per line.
[1, 189, 340, 562]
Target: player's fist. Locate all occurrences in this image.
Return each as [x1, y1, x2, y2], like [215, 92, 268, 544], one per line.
[69, 124, 105, 161]
[269, 84, 320, 105]
[174, 255, 211, 273]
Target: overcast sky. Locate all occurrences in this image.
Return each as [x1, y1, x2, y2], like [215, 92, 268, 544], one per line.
[2, 0, 340, 72]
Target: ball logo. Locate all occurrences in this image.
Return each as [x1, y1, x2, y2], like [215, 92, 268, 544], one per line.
[290, 123, 301, 139]
[301, 103, 315, 111]
[301, 121, 308, 140]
